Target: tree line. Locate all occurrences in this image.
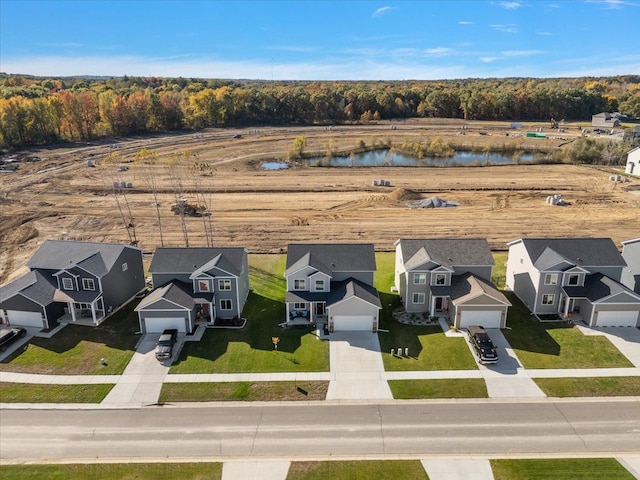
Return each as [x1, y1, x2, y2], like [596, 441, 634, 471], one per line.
[0, 73, 638, 150]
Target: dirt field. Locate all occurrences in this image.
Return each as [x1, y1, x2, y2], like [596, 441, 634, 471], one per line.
[1, 118, 638, 283]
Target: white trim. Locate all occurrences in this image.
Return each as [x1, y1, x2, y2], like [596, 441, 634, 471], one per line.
[412, 292, 426, 304]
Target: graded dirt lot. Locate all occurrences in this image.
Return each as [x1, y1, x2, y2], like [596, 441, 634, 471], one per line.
[1, 118, 638, 283]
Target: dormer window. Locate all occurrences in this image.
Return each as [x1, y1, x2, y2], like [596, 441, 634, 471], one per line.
[567, 274, 580, 286]
[435, 274, 447, 286]
[315, 279, 325, 291]
[198, 280, 211, 292]
[218, 279, 231, 291]
[294, 279, 306, 290]
[62, 277, 74, 290]
[544, 274, 558, 285]
[82, 278, 95, 291]
[413, 273, 427, 285]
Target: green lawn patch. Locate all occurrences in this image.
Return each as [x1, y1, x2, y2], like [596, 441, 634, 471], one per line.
[502, 292, 632, 369]
[534, 376, 640, 397]
[389, 378, 487, 399]
[379, 324, 477, 371]
[160, 381, 329, 402]
[0, 463, 223, 480]
[287, 460, 429, 480]
[0, 301, 141, 375]
[492, 251, 508, 289]
[0, 383, 113, 403]
[170, 254, 329, 373]
[491, 458, 635, 480]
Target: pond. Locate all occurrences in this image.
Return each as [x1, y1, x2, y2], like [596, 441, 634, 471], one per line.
[262, 162, 290, 170]
[308, 149, 533, 167]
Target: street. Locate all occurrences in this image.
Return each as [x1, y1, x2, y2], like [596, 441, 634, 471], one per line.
[1, 400, 639, 462]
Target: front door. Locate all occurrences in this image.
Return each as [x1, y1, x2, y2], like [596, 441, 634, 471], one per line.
[315, 303, 325, 317]
[435, 297, 448, 311]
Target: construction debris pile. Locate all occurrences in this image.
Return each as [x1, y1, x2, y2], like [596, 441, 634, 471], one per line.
[407, 196, 460, 209]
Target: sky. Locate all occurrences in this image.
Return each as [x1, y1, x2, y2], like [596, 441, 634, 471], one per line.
[1, 0, 639, 80]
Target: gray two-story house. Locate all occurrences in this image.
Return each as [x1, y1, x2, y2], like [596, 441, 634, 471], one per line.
[621, 238, 640, 295]
[394, 238, 510, 329]
[284, 243, 381, 333]
[0, 240, 144, 330]
[136, 247, 249, 334]
[506, 238, 640, 327]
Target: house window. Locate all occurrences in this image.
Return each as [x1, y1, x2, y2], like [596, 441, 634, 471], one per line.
[218, 279, 231, 291]
[412, 292, 425, 304]
[82, 278, 95, 291]
[435, 274, 446, 285]
[294, 279, 306, 290]
[220, 299, 232, 310]
[122, 262, 128, 272]
[413, 273, 427, 285]
[542, 294, 555, 305]
[294, 302, 307, 310]
[315, 279, 325, 291]
[568, 274, 580, 286]
[544, 274, 558, 285]
[62, 277, 74, 290]
[198, 280, 210, 292]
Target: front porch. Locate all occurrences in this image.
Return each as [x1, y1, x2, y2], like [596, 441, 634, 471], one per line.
[284, 301, 327, 328]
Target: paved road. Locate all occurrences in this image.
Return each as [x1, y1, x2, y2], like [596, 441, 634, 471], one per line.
[2, 400, 639, 462]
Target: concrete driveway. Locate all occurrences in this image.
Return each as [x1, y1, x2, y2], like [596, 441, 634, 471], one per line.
[327, 331, 392, 400]
[102, 333, 184, 405]
[473, 329, 545, 398]
[577, 325, 640, 367]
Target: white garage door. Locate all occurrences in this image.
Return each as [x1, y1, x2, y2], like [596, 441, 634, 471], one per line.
[6, 310, 44, 328]
[596, 310, 639, 327]
[144, 317, 186, 333]
[459, 310, 502, 329]
[333, 315, 374, 331]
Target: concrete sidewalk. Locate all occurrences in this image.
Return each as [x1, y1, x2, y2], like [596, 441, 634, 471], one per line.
[326, 331, 392, 400]
[421, 459, 494, 480]
[222, 461, 290, 480]
[618, 457, 640, 479]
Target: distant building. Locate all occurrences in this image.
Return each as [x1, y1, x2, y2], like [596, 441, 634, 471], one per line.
[626, 147, 640, 176]
[591, 112, 620, 128]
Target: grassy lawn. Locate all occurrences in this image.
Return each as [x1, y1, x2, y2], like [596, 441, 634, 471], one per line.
[287, 460, 428, 480]
[170, 254, 329, 374]
[502, 292, 632, 369]
[0, 463, 222, 480]
[534, 377, 640, 397]
[491, 458, 635, 480]
[389, 378, 488, 399]
[0, 382, 113, 403]
[0, 301, 141, 375]
[492, 251, 508, 289]
[159, 381, 329, 402]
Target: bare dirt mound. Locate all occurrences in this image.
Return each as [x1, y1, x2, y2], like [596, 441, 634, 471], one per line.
[388, 187, 422, 201]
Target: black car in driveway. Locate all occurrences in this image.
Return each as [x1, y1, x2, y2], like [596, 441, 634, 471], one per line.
[0, 327, 27, 351]
[467, 325, 499, 364]
[155, 329, 178, 360]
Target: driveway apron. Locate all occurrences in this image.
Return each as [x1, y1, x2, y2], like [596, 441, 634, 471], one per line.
[327, 332, 392, 400]
[101, 334, 177, 405]
[421, 459, 495, 480]
[222, 461, 290, 480]
[576, 325, 640, 367]
[475, 329, 545, 398]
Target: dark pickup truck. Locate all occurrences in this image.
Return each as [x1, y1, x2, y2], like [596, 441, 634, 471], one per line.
[0, 327, 27, 351]
[155, 329, 178, 360]
[467, 325, 498, 364]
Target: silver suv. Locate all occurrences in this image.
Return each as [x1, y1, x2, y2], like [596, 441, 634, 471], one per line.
[155, 329, 178, 360]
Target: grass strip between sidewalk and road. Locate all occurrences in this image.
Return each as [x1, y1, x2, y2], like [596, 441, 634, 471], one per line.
[534, 376, 640, 397]
[287, 460, 428, 480]
[0, 383, 114, 403]
[0, 463, 223, 480]
[491, 458, 636, 480]
[159, 381, 329, 402]
[388, 378, 488, 399]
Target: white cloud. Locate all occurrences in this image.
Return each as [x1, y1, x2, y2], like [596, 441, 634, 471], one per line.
[501, 49, 545, 56]
[588, 0, 639, 8]
[263, 45, 318, 53]
[424, 47, 454, 57]
[498, 1, 525, 9]
[490, 24, 518, 33]
[537, 31, 553, 36]
[373, 6, 393, 17]
[458, 21, 474, 25]
[480, 57, 501, 63]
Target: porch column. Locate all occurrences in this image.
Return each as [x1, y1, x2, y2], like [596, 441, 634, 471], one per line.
[91, 301, 98, 324]
[563, 295, 570, 317]
[69, 302, 77, 322]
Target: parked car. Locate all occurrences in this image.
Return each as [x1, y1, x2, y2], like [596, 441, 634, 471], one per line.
[0, 327, 27, 351]
[155, 329, 178, 360]
[467, 325, 498, 364]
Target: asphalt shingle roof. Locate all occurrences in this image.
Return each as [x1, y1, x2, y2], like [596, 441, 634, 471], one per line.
[448, 273, 510, 305]
[285, 278, 382, 308]
[136, 281, 197, 311]
[397, 239, 495, 270]
[0, 271, 57, 306]
[285, 244, 376, 275]
[150, 247, 245, 277]
[517, 238, 626, 269]
[562, 273, 640, 302]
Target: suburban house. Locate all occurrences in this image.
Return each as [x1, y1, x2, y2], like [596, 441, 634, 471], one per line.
[621, 238, 640, 294]
[625, 147, 640, 176]
[591, 112, 620, 128]
[0, 240, 144, 330]
[284, 243, 381, 332]
[394, 238, 510, 329]
[506, 238, 640, 327]
[136, 247, 249, 334]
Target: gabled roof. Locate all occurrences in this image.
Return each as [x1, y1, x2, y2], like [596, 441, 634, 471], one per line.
[326, 278, 382, 308]
[136, 281, 196, 311]
[150, 247, 246, 277]
[0, 270, 57, 306]
[514, 238, 626, 269]
[563, 273, 640, 302]
[397, 239, 495, 269]
[448, 273, 511, 306]
[285, 243, 376, 275]
[26, 240, 137, 276]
